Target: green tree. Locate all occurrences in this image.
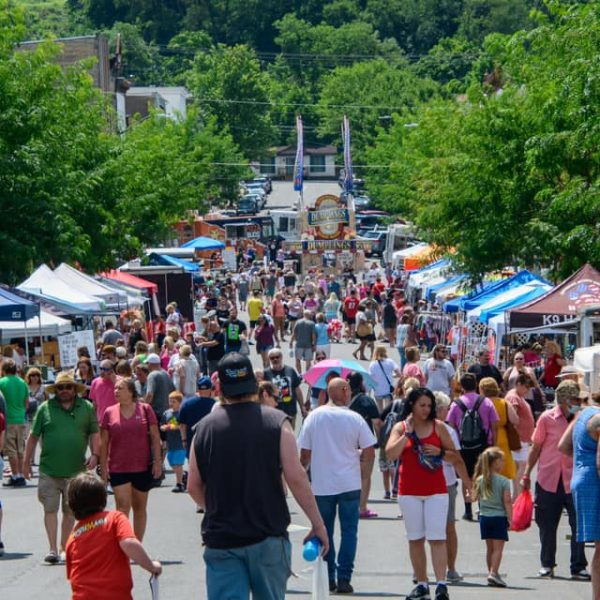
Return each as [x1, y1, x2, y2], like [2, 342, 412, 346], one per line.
[317, 59, 437, 161]
[186, 44, 275, 158]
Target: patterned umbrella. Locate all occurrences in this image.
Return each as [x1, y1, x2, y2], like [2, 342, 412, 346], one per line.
[303, 359, 376, 389]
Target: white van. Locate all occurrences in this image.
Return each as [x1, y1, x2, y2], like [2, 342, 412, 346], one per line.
[269, 210, 301, 241]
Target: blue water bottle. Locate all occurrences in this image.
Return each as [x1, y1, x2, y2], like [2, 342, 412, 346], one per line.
[302, 537, 321, 561]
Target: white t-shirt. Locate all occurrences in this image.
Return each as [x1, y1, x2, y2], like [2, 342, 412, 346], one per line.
[443, 423, 460, 486]
[368, 358, 399, 397]
[176, 357, 200, 396]
[423, 358, 455, 395]
[298, 405, 376, 496]
[366, 268, 379, 284]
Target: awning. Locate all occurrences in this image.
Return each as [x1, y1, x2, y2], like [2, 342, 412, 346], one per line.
[0, 288, 40, 321]
[0, 310, 72, 343]
[147, 253, 200, 272]
[404, 245, 437, 271]
[475, 282, 552, 324]
[54, 263, 127, 307]
[181, 236, 225, 251]
[102, 270, 158, 295]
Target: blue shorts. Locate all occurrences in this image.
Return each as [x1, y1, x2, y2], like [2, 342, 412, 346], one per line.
[480, 515, 509, 541]
[167, 449, 187, 467]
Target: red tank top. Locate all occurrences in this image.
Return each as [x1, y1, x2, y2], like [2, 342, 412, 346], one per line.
[399, 422, 447, 496]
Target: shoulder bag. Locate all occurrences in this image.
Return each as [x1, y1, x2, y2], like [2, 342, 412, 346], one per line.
[504, 401, 522, 451]
[378, 360, 395, 395]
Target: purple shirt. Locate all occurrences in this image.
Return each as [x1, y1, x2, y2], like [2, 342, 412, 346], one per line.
[447, 392, 499, 445]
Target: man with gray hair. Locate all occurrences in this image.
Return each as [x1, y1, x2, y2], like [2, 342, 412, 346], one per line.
[291, 310, 316, 374]
[521, 379, 589, 580]
[299, 377, 377, 594]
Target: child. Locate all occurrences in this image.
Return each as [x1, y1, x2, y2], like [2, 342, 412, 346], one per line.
[66, 473, 161, 599]
[315, 313, 331, 358]
[472, 446, 512, 588]
[161, 392, 186, 493]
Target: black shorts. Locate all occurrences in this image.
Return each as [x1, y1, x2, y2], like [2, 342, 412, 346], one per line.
[480, 516, 509, 541]
[343, 314, 356, 325]
[250, 320, 258, 328]
[109, 469, 153, 492]
[460, 447, 486, 478]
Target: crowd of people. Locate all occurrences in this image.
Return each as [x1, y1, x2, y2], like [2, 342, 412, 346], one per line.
[0, 261, 598, 600]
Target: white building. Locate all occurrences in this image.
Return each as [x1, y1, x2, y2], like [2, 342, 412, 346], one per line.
[255, 145, 338, 179]
[125, 86, 192, 124]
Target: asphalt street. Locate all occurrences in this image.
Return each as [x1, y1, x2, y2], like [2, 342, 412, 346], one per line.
[266, 180, 341, 210]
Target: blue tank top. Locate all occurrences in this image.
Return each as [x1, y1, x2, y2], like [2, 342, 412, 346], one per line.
[573, 407, 600, 470]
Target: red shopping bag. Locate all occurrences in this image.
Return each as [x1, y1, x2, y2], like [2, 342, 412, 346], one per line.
[511, 489, 533, 531]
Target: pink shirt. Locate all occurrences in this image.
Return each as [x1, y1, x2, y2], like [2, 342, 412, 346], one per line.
[447, 392, 499, 445]
[531, 405, 573, 493]
[505, 389, 535, 443]
[89, 377, 116, 422]
[101, 403, 157, 474]
[402, 363, 426, 387]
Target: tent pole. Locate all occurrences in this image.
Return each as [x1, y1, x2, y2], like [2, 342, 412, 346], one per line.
[38, 313, 44, 364]
[24, 318, 30, 364]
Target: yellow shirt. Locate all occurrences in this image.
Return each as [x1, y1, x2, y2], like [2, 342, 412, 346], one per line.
[247, 297, 264, 321]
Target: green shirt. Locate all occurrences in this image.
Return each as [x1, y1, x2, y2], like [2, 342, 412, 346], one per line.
[477, 473, 511, 518]
[0, 375, 28, 425]
[31, 397, 99, 478]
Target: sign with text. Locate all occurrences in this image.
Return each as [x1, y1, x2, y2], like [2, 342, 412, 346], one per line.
[58, 330, 95, 368]
[283, 240, 372, 253]
[307, 208, 349, 227]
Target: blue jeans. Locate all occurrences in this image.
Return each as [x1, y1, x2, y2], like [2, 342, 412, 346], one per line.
[397, 346, 406, 369]
[204, 536, 291, 600]
[316, 489, 360, 583]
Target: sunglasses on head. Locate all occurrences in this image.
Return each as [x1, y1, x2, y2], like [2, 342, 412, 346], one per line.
[56, 384, 74, 391]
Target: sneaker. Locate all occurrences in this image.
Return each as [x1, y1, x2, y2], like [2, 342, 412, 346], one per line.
[487, 574, 507, 587]
[384, 491, 391, 500]
[446, 570, 463, 583]
[571, 569, 591, 581]
[538, 567, 554, 578]
[171, 483, 185, 493]
[329, 581, 337, 593]
[44, 551, 60, 565]
[14, 477, 26, 487]
[461, 512, 473, 522]
[435, 583, 450, 600]
[407, 584, 430, 600]
[0, 541, 5, 557]
[336, 579, 354, 594]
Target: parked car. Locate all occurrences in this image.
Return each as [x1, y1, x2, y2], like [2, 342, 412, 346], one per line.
[356, 211, 391, 233]
[242, 192, 265, 210]
[237, 197, 258, 215]
[253, 176, 272, 194]
[361, 229, 388, 256]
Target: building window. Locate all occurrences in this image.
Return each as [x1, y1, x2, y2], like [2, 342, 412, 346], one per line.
[261, 156, 276, 174]
[279, 217, 289, 233]
[310, 155, 326, 173]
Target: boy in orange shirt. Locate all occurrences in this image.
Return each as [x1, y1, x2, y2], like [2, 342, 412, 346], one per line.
[66, 473, 161, 600]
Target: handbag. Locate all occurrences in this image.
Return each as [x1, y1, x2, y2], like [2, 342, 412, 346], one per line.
[504, 401, 522, 451]
[511, 489, 533, 531]
[356, 320, 373, 337]
[378, 360, 394, 395]
[409, 431, 442, 472]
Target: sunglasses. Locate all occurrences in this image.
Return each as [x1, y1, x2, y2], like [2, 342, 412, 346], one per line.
[270, 355, 282, 360]
[56, 384, 74, 391]
[99, 367, 112, 372]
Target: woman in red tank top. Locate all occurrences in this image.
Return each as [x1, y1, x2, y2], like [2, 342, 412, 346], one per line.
[386, 388, 458, 600]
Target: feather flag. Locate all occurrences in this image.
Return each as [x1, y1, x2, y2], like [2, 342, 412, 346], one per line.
[293, 115, 304, 193]
[342, 115, 353, 194]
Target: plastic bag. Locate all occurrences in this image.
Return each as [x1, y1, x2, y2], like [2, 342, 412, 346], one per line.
[312, 557, 329, 600]
[511, 489, 533, 531]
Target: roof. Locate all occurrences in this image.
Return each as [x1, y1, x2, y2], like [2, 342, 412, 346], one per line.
[0, 288, 39, 321]
[147, 253, 200, 272]
[272, 145, 338, 156]
[509, 263, 600, 329]
[102, 270, 158, 295]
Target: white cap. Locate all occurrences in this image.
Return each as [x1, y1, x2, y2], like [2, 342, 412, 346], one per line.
[146, 353, 161, 365]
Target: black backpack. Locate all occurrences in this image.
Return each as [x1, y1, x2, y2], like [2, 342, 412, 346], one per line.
[379, 399, 404, 449]
[454, 395, 487, 450]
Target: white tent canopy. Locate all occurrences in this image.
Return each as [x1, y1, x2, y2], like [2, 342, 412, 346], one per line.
[54, 263, 142, 308]
[392, 243, 429, 265]
[0, 309, 72, 343]
[18, 265, 106, 312]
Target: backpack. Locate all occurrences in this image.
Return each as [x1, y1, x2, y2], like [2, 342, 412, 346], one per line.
[454, 395, 487, 450]
[379, 399, 404, 449]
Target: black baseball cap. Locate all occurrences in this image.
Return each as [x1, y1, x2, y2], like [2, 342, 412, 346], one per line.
[217, 353, 258, 397]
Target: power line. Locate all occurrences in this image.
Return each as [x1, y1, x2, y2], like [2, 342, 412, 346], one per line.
[196, 97, 406, 110]
[210, 162, 391, 169]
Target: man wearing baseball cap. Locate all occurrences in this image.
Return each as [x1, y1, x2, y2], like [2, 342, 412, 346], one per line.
[178, 376, 215, 456]
[521, 379, 589, 580]
[187, 353, 328, 599]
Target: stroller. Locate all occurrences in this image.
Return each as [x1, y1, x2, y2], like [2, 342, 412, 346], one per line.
[328, 319, 343, 343]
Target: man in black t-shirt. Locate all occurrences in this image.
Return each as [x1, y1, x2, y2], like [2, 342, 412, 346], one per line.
[187, 353, 328, 600]
[223, 308, 247, 353]
[200, 321, 225, 374]
[468, 348, 503, 387]
[264, 348, 306, 428]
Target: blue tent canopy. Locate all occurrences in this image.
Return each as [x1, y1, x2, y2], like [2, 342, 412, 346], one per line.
[478, 285, 552, 324]
[148, 253, 200, 272]
[444, 270, 549, 313]
[426, 274, 466, 301]
[181, 237, 225, 251]
[0, 288, 39, 321]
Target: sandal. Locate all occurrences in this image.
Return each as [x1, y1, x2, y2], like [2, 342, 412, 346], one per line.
[359, 509, 378, 519]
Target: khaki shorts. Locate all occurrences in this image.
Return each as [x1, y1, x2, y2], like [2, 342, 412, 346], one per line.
[5, 424, 27, 459]
[38, 472, 73, 515]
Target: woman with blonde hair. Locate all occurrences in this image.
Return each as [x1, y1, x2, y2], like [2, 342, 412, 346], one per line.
[369, 345, 402, 412]
[479, 377, 518, 481]
[542, 340, 565, 389]
[323, 292, 341, 323]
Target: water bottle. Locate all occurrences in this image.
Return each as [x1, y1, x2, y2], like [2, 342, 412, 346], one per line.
[302, 537, 321, 562]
